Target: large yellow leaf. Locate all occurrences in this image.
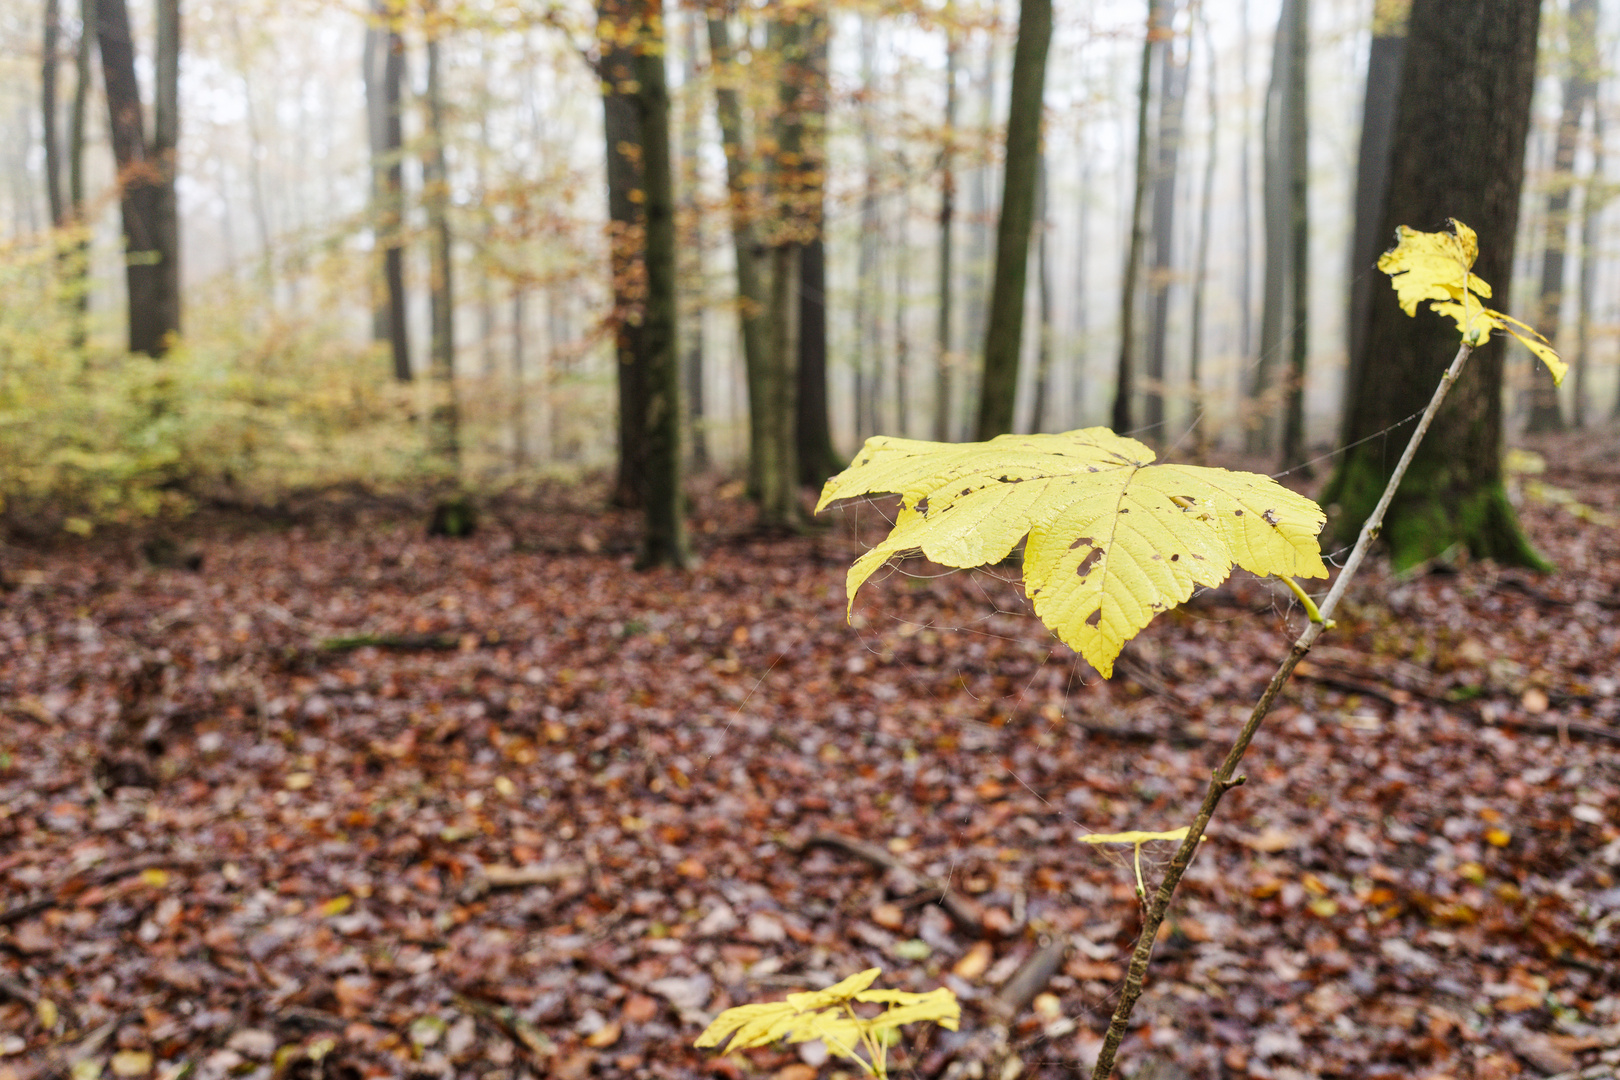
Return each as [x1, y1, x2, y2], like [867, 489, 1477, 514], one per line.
[1378, 220, 1567, 385]
[816, 428, 1327, 678]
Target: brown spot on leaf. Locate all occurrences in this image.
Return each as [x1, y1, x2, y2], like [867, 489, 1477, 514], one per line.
[1171, 553, 1181, 561]
[1263, 509, 1279, 526]
[1075, 547, 1103, 577]
[915, 497, 930, 516]
[1069, 536, 1096, 550]
[1234, 509, 1244, 516]
[1085, 609, 1103, 627]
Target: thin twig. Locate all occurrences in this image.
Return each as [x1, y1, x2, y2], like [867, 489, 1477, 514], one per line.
[1087, 341, 1473, 1080]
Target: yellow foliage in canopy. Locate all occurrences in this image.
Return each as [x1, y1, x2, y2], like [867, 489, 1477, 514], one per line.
[1378, 219, 1566, 384]
[695, 968, 958, 1079]
[816, 429, 1327, 678]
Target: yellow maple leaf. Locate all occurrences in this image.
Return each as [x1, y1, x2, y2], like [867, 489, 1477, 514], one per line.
[1378, 219, 1567, 384]
[816, 429, 1327, 678]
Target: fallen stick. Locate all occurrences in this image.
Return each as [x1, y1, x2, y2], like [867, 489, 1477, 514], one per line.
[0, 854, 218, 926]
[803, 832, 983, 935]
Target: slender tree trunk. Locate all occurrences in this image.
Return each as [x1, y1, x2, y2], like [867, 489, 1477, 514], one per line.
[603, 0, 649, 507]
[894, 166, 912, 437]
[369, 3, 411, 381]
[1187, 8, 1218, 455]
[795, 1, 838, 485]
[511, 286, 529, 466]
[1249, 0, 1294, 453]
[1112, 0, 1159, 435]
[631, 0, 690, 567]
[855, 15, 881, 442]
[706, 9, 772, 498]
[1343, 0, 1408, 448]
[1322, 0, 1545, 571]
[423, 14, 460, 467]
[1278, 0, 1309, 472]
[1525, 0, 1597, 433]
[1576, 109, 1604, 428]
[680, 6, 709, 472]
[1237, 0, 1254, 365]
[1031, 154, 1053, 432]
[152, 0, 179, 338]
[43, 0, 65, 227]
[67, 0, 91, 344]
[975, 0, 1052, 439]
[933, 21, 958, 442]
[1072, 152, 1090, 427]
[1144, 8, 1187, 442]
[963, 34, 996, 436]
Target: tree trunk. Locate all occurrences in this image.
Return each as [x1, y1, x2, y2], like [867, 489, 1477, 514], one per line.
[855, 15, 881, 443]
[1524, 0, 1596, 433]
[1576, 107, 1604, 428]
[43, 0, 65, 227]
[1031, 153, 1053, 432]
[1111, 0, 1159, 435]
[1144, 8, 1187, 442]
[423, 16, 459, 468]
[1236, 0, 1254, 365]
[1321, 0, 1546, 571]
[1187, 7, 1218, 455]
[1343, 0, 1408, 449]
[795, 1, 838, 486]
[933, 19, 958, 442]
[975, 0, 1052, 440]
[1249, 0, 1294, 453]
[368, 4, 411, 381]
[631, 0, 690, 567]
[706, 9, 772, 499]
[603, 0, 649, 507]
[1278, 0, 1309, 472]
[680, 7, 708, 473]
[66, 0, 91, 344]
[511, 286, 529, 466]
[95, 0, 180, 357]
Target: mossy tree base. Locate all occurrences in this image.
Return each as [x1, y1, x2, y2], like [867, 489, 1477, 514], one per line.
[1325, 448, 1550, 573]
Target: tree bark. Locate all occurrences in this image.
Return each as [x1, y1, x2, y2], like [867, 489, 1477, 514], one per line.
[1249, 0, 1295, 453]
[975, 0, 1052, 440]
[1524, 0, 1596, 433]
[95, 0, 180, 357]
[855, 15, 881, 442]
[1144, 7, 1187, 442]
[1576, 106, 1604, 428]
[1112, 0, 1160, 435]
[933, 19, 958, 442]
[631, 0, 690, 568]
[66, 0, 91, 344]
[706, 7, 772, 498]
[368, 3, 411, 381]
[1343, 0, 1408, 449]
[1031, 154, 1053, 432]
[1321, 0, 1546, 571]
[603, 0, 649, 508]
[43, 0, 65, 228]
[1278, 0, 1309, 472]
[679, 6, 708, 473]
[1187, 7, 1218, 454]
[423, 12, 460, 467]
[795, 1, 838, 486]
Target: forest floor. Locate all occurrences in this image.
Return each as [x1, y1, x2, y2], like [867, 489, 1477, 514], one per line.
[2, 431, 1619, 1080]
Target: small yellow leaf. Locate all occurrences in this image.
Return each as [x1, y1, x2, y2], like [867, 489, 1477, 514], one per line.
[493, 776, 516, 798]
[1307, 897, 1339, 918]
[139, 868, 170, 888]
[1485, 827, 1512, 847]
[284, 772, 314, 791]
[36, 997, 58, 1029]
[1079, 827, 1190, 845]
[109, 1051, 152, 1078]
[317, 895, 353, 918]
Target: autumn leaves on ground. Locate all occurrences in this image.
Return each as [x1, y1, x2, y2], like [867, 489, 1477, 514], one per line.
[2, 433, 1619, 1080]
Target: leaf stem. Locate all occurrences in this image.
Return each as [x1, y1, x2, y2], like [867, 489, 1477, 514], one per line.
[1277, 575, 1331, 627]
[1086, 340, 1473, 1080]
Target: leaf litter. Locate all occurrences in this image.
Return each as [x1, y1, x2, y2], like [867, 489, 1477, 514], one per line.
[0, 437, 1616, 1080]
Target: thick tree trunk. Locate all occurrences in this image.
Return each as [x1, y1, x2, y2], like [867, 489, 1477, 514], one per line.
[706, 10, 772, 498]
[933, 22, 958, 442]
[1524, 0, 1596, 433]
[631, 0, 690, 568]
[1322, 0, 1546, 571]
[368, 4, 411, 381]
[423, 20, 459, 467]
[1112, 0, 1159, 435]
[1278, 0, 1309, 472]
[975, 0, 1052, 440]
[95, 0, 180, 357]
[1144, 10, 1187, 442]
[603, 0, 649, 507]
[1343, 1, 1408, 448]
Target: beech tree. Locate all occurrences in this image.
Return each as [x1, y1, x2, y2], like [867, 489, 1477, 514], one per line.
[1322, 0, 1545, 569]
[365, 2, 412, 382]
[95, 0, 181, 357]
